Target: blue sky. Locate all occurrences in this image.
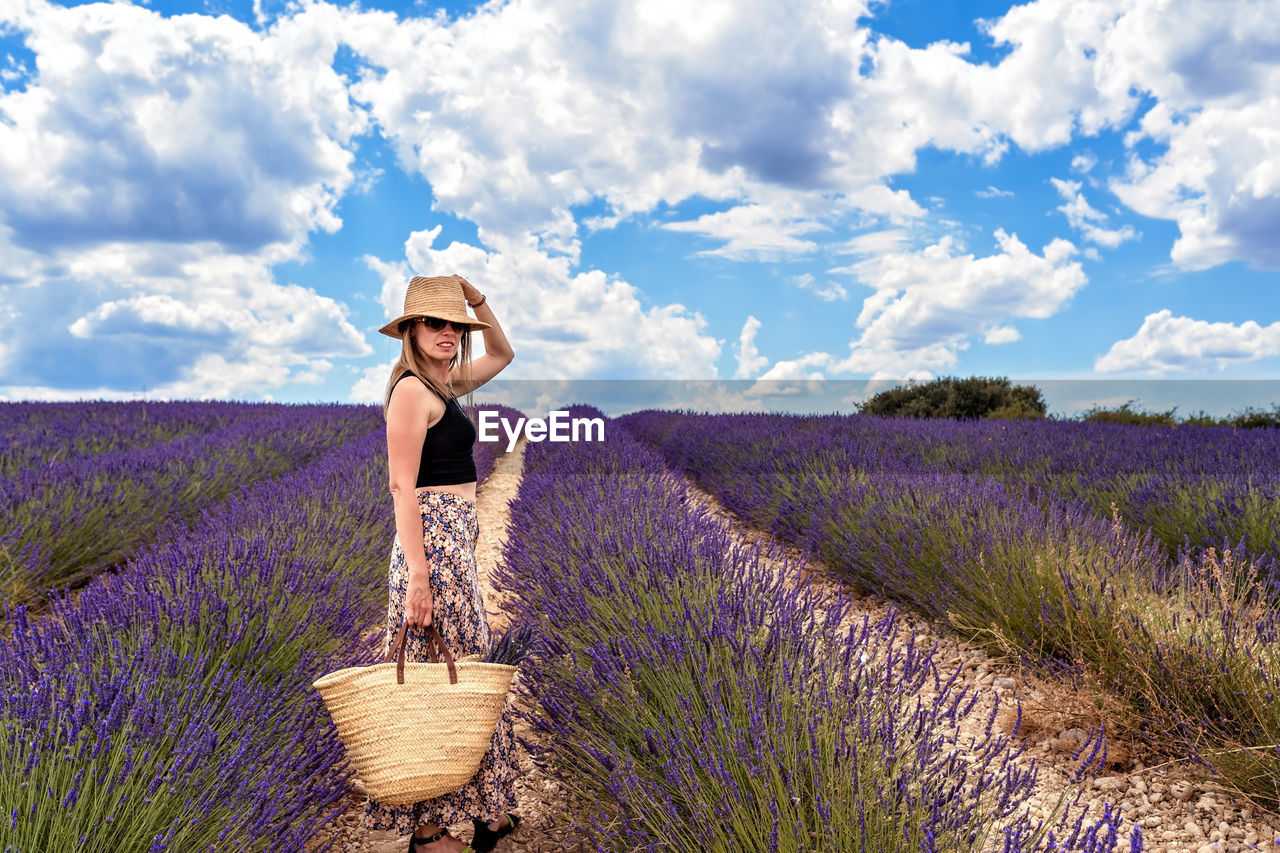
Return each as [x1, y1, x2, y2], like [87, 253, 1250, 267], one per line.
[1, 0, 1278, 415]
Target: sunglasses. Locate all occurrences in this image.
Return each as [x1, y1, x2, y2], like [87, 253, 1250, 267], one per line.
[414, 316, 466, 332]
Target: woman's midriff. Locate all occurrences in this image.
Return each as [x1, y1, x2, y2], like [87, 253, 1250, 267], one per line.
[416, 482, 477, 504]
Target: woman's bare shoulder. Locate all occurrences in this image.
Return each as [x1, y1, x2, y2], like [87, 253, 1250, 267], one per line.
[388, 374, 446, 424]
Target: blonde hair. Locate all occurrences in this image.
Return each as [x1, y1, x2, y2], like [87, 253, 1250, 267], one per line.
[382, 319, 477, 419]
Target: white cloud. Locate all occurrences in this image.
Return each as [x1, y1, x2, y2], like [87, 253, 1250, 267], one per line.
[976, 186, 1014, 198]
[0, 384, 148, 402]
[659, 188, 923, 262]
[756, 350, 831, 381]
[337, 0, 947, 261]
[983, 324, 1022, 344]
[1050, 178, 1139, 249]
[1, 242, 372, 398]
[830, 229, 1086, 376]
[62, 284, 365, 357]
[160, 349, 292, 399]
[0, 0, 374, 398]
[662, 204, 827, 261]
[351, 166, 385, 195]
[68, 294, 225, 340]
[366, 226, 722, 379]
[1095, 310, 1280, 374]
[1112, 98, 1280, 269]
[0, 52, 32, 86]
[791, 272, 848, 302]
[830, 229, 912, 258]
[366, 243, 418, 320]
[863, 0, 1280, 269]
[734, 315, 769, 379]
[291, 358, 332, 385]
[979, 0, 1280, 270]
[1071, 152, 1098, 174]
[0, 0, 365, 255]
[339, 1, 752, 253]
[815, 283, 848, 302]
[350, 358, 398, 403]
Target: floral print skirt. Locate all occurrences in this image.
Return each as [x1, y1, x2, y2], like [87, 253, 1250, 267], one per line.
[362, 489, 519, 833]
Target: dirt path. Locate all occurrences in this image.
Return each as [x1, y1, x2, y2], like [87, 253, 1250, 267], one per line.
[472, 441, 585, 852]
[308, 440, 583, 853]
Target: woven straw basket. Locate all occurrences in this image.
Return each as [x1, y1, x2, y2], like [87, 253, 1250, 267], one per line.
[312, 620, 516, 805]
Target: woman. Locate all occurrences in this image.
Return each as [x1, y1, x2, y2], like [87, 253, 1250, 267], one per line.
[364, 274, 520, 853]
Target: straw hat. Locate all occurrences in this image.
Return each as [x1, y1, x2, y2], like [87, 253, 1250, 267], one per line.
[378, 275, 491, 338]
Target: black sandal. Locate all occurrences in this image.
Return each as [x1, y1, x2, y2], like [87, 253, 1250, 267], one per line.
[409, 825, 449, 851]
[470, 813, 520, 851]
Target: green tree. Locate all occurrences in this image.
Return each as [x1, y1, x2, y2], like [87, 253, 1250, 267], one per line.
[1081, 400, 1177, 427]
[857, 376, 1047, 419]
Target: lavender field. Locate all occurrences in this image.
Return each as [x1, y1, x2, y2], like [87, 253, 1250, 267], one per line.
[4, 400, 1276, 850]
[0, 402, 386, 608]
[0, 401, 517, 852]
[496, 407, 1130, 851]
[620, 410, 1280, 811]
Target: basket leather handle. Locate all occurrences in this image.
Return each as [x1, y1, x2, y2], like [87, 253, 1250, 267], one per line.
[385, 620, 457, 686]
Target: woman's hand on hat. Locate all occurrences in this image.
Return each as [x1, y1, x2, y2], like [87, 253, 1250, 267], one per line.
[452, 274, 481, 303]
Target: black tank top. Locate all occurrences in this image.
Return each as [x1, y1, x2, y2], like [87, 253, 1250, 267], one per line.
[398, 376, 477, 486]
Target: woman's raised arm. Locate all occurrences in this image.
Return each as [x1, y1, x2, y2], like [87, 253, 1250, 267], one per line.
[450, 275, 514, 395]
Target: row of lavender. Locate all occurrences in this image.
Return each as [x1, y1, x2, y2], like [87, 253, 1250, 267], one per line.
[0, 403, 519, 852]
[622, 412, 1280, 562]
[1, 404, 384, 609]
[620, 411, 1280, 808]
[494, 408, 1132, 851]
[952, 417, 1280, 561]
[0, 401, 300, 478]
